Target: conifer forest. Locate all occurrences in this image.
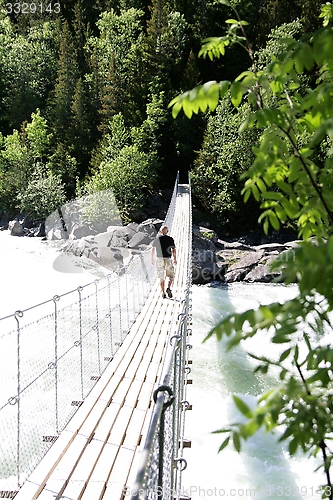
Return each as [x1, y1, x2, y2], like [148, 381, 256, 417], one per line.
[0, 0, 324, 232]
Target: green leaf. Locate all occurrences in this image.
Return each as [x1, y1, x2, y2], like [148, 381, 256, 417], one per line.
[218, 436, 230, 452]
[230, 81, 244, 108]
[288, 438, 298, 455]
[225, 19, 239, 24]
[270, 80, 284, 94]
[233, 395, 253, 418]
[279, 348, 292, 363]
[269, 210, 280, 230]
[233, 431, 241, 452]
[219, 80, 230, 98]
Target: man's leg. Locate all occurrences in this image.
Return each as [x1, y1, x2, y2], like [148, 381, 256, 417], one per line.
[167, 277, 173, 289]
[165, 259, 175, 298]
[160, 278, 166, 297]
[156, 259, 167, 297]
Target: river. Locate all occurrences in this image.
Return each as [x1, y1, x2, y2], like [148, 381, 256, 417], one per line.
[0, 231, 324, 499]
[183, 283, 323, 500]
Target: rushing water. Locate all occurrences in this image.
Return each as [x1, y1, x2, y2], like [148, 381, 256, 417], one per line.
[182, 283, 324, 500]
[0, 231, 108, 319]
[0, 232, 325, 498]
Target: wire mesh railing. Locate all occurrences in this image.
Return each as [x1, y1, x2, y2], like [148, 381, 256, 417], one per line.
[0, 174, 180, 495]
[0, 252, 152, 493]
[130, 172, 192, 500]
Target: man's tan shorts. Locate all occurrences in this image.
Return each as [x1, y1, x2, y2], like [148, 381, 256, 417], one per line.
[156, 258, 175, 280]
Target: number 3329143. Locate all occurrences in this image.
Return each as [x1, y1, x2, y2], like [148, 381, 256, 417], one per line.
[6, 3, 61, 14]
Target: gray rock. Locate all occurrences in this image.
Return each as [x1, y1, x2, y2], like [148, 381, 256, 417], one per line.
[108, 232, 128, 248]
[192, 261, 226, 284]
[137, 218, 162, 236]
[194, 225, 219, 243]
[8, 220, 25, 236]
[225, 267, 248, 283]
[128, 232, 152, 249]
[94, 232, 113, 248]
[47, 226, 68, 240]
[244, 264, 282, 283]
[99, 247, 122, 267]
[70, 223, 96, 240]
[227, 250, 265, 272]
[218, 239, 255, 251]
[192, 227, 301, 284]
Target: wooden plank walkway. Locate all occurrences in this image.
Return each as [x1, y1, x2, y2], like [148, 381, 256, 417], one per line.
[15, 184, 191, 500]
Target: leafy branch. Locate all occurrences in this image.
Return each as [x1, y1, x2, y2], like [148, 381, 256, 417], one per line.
[170, 2, 333, 493]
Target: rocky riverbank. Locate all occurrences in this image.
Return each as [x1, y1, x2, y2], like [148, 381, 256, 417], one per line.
[192, 225, 299, 284]
[53, 219, 300, 285]
[3, 212, 300, 284]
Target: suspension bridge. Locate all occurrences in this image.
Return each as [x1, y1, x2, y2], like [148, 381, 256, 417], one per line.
[0, 174, 193, 500]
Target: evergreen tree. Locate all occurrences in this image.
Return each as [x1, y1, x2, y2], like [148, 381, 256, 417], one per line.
[86, 7, 147, 129]
[50, 21, 79, 143]
[72, 0, 89, 75]
[70, 77, 92, 172]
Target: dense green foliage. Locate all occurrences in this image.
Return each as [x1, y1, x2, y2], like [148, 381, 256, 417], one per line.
[170, 0, 333, 495]
[0, 0, 324, 223]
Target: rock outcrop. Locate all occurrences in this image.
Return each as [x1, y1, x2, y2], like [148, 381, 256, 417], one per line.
[59, 218, 164, 271]
[192, 225, 300, 285]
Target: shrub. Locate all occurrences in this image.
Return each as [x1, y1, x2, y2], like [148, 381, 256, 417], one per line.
[18, 167, 67, 221]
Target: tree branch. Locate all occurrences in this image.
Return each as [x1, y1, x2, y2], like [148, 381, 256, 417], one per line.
[279, 124, 333, 227]
[296, 359, 333, 499]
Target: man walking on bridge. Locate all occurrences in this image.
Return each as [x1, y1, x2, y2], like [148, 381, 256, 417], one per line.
[151, 225, 177, 299]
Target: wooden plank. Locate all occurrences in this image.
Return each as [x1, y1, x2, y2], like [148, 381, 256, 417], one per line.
[110, 377, 134, 406]
[107, 405, 134, 447]
[101, 481, 126, 500]
[63, 439, 104, 483]
[95, 374, 123, 405]
[79, 399, 110, 438]
[43, 433, 88, 486]
[80, 481, 106, 500]
[104, 447, 134, 495]
[58, 480, 86, 500]
[92, 402, 121, 443]
[124, 378, 142, 408]
[144, 361, 160, 384]
[14, 429, 76, 500]
[122, 408, 147, 450]
[36, 480, 67, 499]
[136, 381, 153, 411]
[84, 443, 118, 483]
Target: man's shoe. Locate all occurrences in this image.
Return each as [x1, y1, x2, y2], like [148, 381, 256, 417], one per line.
[166, 288, 173, 298]
[162, 293, 167, 298]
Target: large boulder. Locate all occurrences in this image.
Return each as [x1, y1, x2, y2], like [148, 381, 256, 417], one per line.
[8, 220, 25, 236]
[192, 229, 300, 284]
[128, 232, 152, 249]
[94, 231, 113, 248]
[69, 222, 97, 240]
[192, 226, 226, 284]
[225, 250, 265, 283]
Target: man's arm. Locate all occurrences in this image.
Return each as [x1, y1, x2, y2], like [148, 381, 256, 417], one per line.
[172, 247, 177, 265]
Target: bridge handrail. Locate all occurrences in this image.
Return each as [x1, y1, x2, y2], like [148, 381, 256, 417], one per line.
[130, 174, 192, 500]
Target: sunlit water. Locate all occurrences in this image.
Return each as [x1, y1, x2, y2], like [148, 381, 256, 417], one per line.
[182, 283, 324, 500]
[0, 232, 101, 319]
[0, 232, 326, 498]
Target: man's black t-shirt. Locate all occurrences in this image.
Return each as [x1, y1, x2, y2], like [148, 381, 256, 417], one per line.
[152, 234, 175, 258]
